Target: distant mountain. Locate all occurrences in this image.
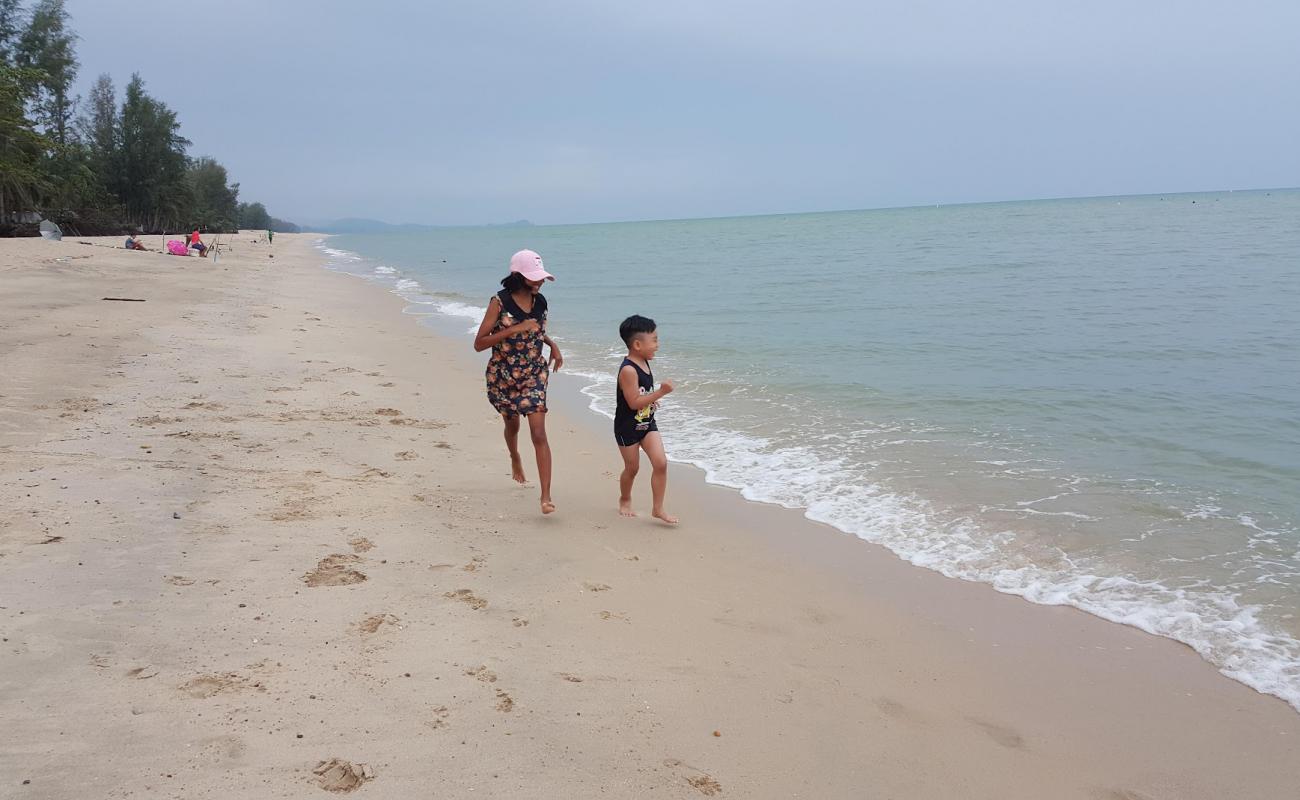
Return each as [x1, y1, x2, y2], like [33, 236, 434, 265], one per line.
[314, 218, 533, 234]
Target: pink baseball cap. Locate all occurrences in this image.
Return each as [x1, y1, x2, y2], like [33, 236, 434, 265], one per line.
[509, 249, 554, 281]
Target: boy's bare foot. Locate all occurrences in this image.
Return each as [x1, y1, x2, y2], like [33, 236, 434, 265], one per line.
[651, 508, 679, 525]
[510, 453, 526, 483]
[619, 498, 637, 517]
[541, 499, 556, 515]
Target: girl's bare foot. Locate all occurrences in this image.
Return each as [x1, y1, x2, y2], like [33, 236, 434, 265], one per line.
[651, 508, 678, 525]
[619, 498, 637, 517]
[541, 498, 556, 515]
[510, 453, 526, 483]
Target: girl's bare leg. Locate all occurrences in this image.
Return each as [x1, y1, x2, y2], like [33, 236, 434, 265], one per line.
[617, 444, 640, 517]
[527, 412, 554, 514]
[641, 432, 677, 524]
[503, 414, 525, 483]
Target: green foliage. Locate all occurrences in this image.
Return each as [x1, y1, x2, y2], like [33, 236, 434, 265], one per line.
[188, 156, 239, 231]
[269, 216, 299, 233]
[237, 200, 270, 230]
[0, 0, 25, 65]
[116, 73, 191, 231]
[16, 0, 76, 145]
[0, 63, 50, 217]
[2, 1, 297, 236]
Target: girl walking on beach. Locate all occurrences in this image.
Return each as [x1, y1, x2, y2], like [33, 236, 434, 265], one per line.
[473, 250, 563, 514]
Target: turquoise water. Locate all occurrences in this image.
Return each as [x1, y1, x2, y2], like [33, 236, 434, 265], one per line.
[322, 189, 1300, 710]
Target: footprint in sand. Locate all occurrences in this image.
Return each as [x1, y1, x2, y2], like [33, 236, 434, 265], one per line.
[379, 382, 395, 387]
[126, 665, 159, 680]
[304, 554, 367, 587]
[466, 665, 497, 683]
[582, 582, 612, 592]
[164, 575, 195, 586]
[348, 537, 376, 553]
[375, 408, 402, 416]
[462, 556, 485, 572]
[354, 613, 398, 635]
[598, 611, 629, 622]
[512, 617, 530, 627]
[312, 758, 373, 792]
[874, 697, 926, 723]
[557, 673, 584, 683]
[494, 690, 514, 712]
[395, 451, 418, 460]
[663, 759, 723, 796]
[966, 716, 1027, 749]
[341, 390, 361, 397]
[426, 706, 451, 730]
[443, 589, 488, 610]
[179, 673, 262, 699]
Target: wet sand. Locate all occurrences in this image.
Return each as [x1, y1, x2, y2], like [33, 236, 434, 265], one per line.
[1, 233, 1297, 799]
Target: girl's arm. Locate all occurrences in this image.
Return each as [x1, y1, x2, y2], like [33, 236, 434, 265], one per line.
[619, 365, 675, 411]
[543, 334, 563, 371]
[474, 297, 538, 351]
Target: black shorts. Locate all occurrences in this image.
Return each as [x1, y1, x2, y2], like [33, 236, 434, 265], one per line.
[614, 419, 658, 447]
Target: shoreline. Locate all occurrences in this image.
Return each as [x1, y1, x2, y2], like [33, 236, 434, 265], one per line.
[2, 233, 1297, 798]
[323, 236, 1300, 715]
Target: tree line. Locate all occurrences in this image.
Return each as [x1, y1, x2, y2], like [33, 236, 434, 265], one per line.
[0, 0, 297, 236]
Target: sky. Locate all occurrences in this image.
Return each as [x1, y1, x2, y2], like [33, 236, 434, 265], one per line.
[63, 0, 1300, 226]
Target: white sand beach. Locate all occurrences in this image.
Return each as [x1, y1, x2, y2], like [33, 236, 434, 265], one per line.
[2, 233, 1298, 799]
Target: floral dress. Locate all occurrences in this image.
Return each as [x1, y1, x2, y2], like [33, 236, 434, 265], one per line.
[485, 289, 549, 417]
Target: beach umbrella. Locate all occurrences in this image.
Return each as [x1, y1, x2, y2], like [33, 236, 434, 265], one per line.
[39, 219, 62, 241]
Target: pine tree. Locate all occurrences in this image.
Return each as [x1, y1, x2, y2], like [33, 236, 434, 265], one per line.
[0, 63, 50, 219]
[188, 156, 240, 231]
[0, 0, 25, 66]
[118, 73, 191, 231]
[16, 0, 75, 145]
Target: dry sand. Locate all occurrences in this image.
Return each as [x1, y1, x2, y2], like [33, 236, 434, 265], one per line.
[1, 232, 1297, 799]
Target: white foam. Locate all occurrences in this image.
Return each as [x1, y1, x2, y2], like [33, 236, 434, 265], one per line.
[574, 367, 1300, 712]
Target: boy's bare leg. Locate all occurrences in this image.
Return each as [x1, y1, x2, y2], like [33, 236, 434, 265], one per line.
[527, 411, 555, 514]
[641, 432, 677, 524]
[617, 444, 640, 517]
[503, 414, 526, 483]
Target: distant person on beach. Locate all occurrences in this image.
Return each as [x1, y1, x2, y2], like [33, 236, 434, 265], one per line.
[190, 229, 208, 257]
[124, 234, 147, 250]
[267, 230, 274, 244]
[614, 314, 677, 524]
[473, 249, 563, 515]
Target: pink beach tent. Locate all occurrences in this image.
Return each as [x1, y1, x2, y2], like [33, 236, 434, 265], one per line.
[166, 239, 189, 256]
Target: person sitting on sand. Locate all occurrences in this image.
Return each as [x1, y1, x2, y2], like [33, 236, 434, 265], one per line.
[614, 314, 678, 524]
[124, 234, 147, 251]
[189, 229, 208, 257]
[473, 249, 563, 515]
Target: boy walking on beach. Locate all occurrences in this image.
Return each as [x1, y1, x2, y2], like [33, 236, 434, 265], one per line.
[614, 315, 677, 524]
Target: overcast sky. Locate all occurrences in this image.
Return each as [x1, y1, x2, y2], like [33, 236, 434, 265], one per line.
[64, 0, 1300, 226]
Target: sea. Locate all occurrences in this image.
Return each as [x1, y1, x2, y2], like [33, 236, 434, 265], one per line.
[317, 188, 1300, 712]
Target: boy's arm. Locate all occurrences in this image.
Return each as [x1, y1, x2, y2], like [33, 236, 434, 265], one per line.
[619, 366, 673, 411]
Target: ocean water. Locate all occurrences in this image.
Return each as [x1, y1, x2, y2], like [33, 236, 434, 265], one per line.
[319, 189, 1300, 711]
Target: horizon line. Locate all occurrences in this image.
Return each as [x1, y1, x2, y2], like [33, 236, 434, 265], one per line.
[314, 184, 1299, 232]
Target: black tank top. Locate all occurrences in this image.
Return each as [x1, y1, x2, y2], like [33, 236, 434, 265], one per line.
[614, 357, 655, 431]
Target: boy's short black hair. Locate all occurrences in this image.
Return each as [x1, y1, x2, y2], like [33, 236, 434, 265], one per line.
[619, 314, 656, 346]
